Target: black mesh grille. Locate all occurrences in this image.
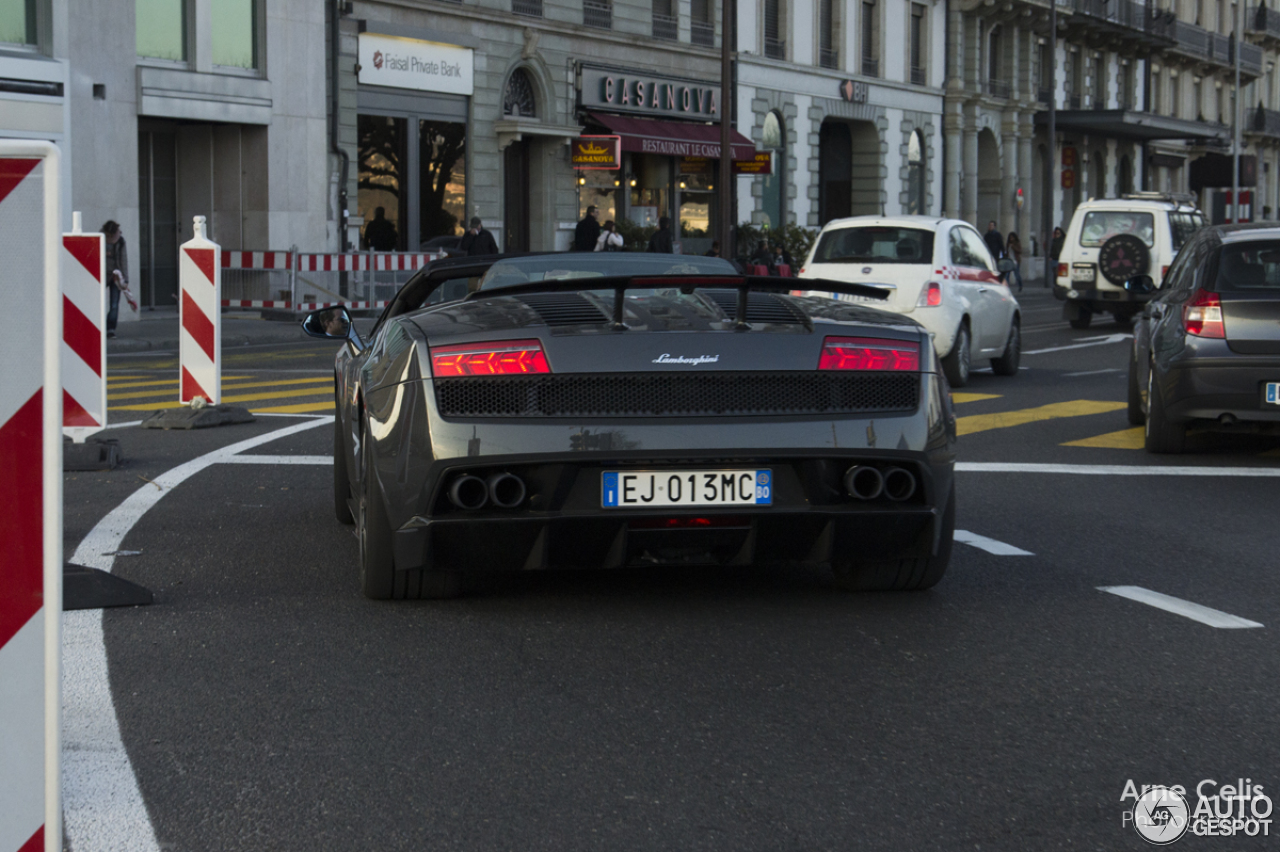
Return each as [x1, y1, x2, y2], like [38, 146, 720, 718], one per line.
[703, 290, 806, 324]
[516, 293, 609, 326]
[435, 372, 919, 418]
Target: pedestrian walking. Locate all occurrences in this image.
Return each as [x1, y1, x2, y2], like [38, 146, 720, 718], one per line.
[646, 216, 674, 253]
[363, 206, 399, 251]
[1005, 231, 1024, 292]
[459, 216, 500, 256]
[594, 220, 624, 251]
[1049, 226, 1065, 263]
[102, 220, 135, 338]
[704, 241, 721, 257]
[574, 205, 601, 252]
[983, 220, 1005, 261]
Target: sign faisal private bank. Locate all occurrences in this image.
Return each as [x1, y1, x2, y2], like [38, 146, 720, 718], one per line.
[358, 33, 474, 96]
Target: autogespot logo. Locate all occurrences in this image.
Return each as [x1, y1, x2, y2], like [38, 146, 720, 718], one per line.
[1130, 786, 1190, 845]
[651, 354, 719, 365]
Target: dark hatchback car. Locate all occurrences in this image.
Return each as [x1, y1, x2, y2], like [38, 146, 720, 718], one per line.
[303, 252, 958, 599]
[1127, 223, 1280, 452]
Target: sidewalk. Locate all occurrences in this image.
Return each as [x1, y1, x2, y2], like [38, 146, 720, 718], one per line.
[108, 308, 311, 354]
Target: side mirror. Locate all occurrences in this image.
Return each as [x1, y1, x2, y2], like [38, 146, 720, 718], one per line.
[996, 258, 1017, 273]
[1123, 275, 1155, 295]
[302, 306, 360, 346]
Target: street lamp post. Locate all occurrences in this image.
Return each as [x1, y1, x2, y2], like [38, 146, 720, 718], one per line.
[718, 0, 734, 259]
[1042, 0, 1057, 287]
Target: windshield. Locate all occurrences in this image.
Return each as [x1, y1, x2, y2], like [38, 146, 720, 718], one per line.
[1215, 241, 1280, 290]
[1168, 212, 1207, 251]
[1079, 211, 1155, 247]
[811, 226, 935, 264]
[478, 254, 737, 290]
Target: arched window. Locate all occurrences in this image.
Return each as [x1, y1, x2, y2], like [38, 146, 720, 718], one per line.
[503, 68, 537, 118]
[761, 111, 785, 229]
[907, 130, 925, 215]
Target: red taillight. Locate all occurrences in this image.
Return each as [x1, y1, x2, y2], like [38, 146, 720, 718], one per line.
[1182, 290, 1225, 339]
[430, 339, 551, 376]
[917, 281, 942, 307]
[1057, 263, 1069, 278]
[818, 336, 920, 371]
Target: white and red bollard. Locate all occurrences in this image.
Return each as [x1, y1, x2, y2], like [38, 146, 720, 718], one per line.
[0, 143, 63, 852]
[178, 215, 221, 405]
[61, 212, 106, 442]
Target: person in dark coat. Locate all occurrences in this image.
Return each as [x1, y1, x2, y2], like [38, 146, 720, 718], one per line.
[983, 220, 1005, 261]
[574, 205, 601, 252]
[646, 217, 674, 253]
[102, 220, 131, 337]
[750, 240, 776, 274]
[363, 206, 399, 251]
[459, 216, 500, 256]
[1049, 226, 1065, 263]
[704, 241, 721, 257]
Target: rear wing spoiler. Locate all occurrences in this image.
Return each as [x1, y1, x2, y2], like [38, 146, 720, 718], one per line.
[466, 274, 889, 330]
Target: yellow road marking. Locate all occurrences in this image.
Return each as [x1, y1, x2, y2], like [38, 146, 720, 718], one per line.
[952, 393, 1002, 404]
[110, 386, 332, 411]
[108, 377, 331, 401]
[956, 400, 1128, 436]
[1062, 426, 1145, 449]
[107, 375, 252, 390]
[253, 401, 336, 414]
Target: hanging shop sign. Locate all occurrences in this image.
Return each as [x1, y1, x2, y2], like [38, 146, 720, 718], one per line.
[357, 33, 474, 96]
[732, 152, 773, 175]
[579, 64, 720, 120]
[572, 136, 621, 169]
[1061, 147, 1077, 168]
[1061, 169, 1076, 189]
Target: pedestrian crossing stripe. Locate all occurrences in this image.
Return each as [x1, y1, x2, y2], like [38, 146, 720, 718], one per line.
[253, 401, 336, 414]
[110, 385, 334, 411]
[951, 393, 1002, 404]
[956, 400, 1127, 437]
[1062, 427, 1145, 449]
[107, 375, 252, 391]
[107, 376, 330, 402]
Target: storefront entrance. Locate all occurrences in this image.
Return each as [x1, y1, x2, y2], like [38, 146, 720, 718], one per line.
[503, 139, 531, 252]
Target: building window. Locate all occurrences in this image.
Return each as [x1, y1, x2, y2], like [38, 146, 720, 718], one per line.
[909, 4, 926, 85]
[1036, 41, 1052, 104]
[1118, 61, 1132, 110]
[861, 1, 879, 77]
[907, 130, 925, 215]
[691, 0, 714, 46]
[1151, 69, 1162, 113]
[1092, 56, 1105, 107]
[0, 0, 36, 45]
[653, 0, 677, 40]
[1193, 77, 1203, 120]
[503, 68, 537, 118]
[420, 121, 467, 242]
[1170, 73, 1180, 117]
[761, 111, 786, 229]
[818, 0, 838, 69]
[212, 0, 257, 69]
[513, 0, 543, 18]
[358, 115, 407, 251]
[987, 26, 1008, 97]
[137, 0, 186, 61]
[764, 0, 785, 60]
[584, 0, 612, 29]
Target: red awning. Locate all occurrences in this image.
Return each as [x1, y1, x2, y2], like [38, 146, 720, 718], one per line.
[588, 113, 757, 161]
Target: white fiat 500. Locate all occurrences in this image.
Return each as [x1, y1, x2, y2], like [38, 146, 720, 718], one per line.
[796, 216, 1021, 387]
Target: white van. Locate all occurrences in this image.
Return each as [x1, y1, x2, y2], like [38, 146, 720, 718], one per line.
[1054, 194, 1207, 328]
[797, 215, 1021, 387]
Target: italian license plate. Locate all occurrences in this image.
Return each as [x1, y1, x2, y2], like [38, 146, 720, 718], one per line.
[1266, 383, 1280, 405]
[1071, 264, 1096, 283]
[602, 470, 772, 508]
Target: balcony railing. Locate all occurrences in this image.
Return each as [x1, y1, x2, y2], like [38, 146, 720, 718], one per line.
[1237, 40, 1265, 77]
[1071, 0, 1177, 42]
[910, 65, 926, 86]
[584, 0, 612, 29]
[819, 48, 839, 69]
[1172, 20, 1211, 61]
[861, 57, 879, 77]
[1169, 21, 1261, 75]
[512, 0, 542, 16]
[1250, 106, 1280, 137]
[1067, 92, 1082, 109]
[765, 37, 786, 59]
[1250, 6, 1280, 40]
[1038, 87, 1052, 105]
[691, 19, 714, 46]
[652, 12, 678, 40]
[986, 78, 1011, 99]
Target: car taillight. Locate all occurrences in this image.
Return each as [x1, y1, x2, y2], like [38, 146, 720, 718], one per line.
[1182, 290, 1225, 339]
[819, 336, 920, 371]
[1057, 263, 1069, 278]
[430, 339, 552, 376]
[916, 281, 942, 307]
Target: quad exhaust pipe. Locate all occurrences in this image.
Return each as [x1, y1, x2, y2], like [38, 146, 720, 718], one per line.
[448, 472, 527, 510]
[844, 465, 917, 502]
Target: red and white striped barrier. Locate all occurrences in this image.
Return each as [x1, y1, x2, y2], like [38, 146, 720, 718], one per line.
[294, 301, 389, 312]
[296, 252, 436, 272]
[61, 213, 106, 442]
[220, 250, 291, 270]
[179, 216, 221, 405]
[221, 299, 292, 309]
[0, 142, 63, 852]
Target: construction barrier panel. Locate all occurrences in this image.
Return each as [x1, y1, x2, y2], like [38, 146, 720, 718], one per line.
[219, 251, 440, 311]
[61, 212, 106, 442]
[178, 216, 221, 405]
[0, 142, 63, 852]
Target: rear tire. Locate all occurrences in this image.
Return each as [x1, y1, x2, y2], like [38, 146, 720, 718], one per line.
[941, 323, 971, 388]
[1069, 309, 1093, 330]
[990, 319, 1021, 376]
[334, 413, 354, 525]
[1127, 350, 1145, 426]
[832, 482, 956, 592]
[1144, 367, 1186, 454]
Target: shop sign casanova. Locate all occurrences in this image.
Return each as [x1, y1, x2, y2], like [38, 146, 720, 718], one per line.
[572, 136, 621, 169]
[580, 64, 720, 121]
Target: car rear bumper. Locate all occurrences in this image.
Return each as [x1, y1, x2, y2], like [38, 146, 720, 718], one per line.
[1054, 282, 1152, 307]
[1162, 357, 1280, 426]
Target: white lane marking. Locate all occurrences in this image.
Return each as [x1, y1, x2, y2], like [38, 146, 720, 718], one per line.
[1098, 586, 1263, 629]
[1023, 333, 1131, 355]
[64, 416, 333, 852]
[954, 530, 1034, 555]
[957, 462, 1280, 476]
[102, 420, 144, 430]
[1062, 368, 1121, 377]
[220, 454, 330, 465]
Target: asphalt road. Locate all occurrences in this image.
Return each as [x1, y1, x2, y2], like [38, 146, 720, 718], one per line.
[63, 288, 1280, 851]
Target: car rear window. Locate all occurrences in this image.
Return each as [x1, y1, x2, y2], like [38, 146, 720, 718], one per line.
[1168, 212, 1207, 251]
[1078, 212, 1155, 247]
[812, 226, 935, 264]
[1215, 242, 1280, 290]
